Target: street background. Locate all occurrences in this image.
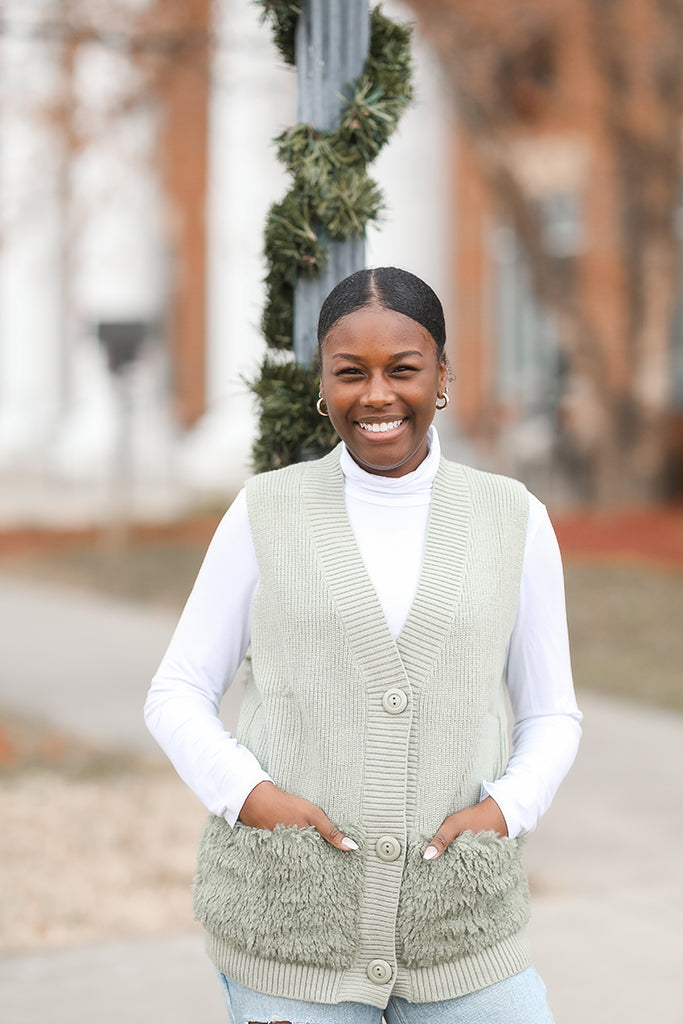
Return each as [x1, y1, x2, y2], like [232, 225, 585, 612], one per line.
[1, 0, 683, 1020]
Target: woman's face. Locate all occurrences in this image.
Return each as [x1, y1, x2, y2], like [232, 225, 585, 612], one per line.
[319, 304, 447, 477]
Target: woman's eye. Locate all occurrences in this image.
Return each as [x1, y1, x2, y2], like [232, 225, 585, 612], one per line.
[336, 367, 363, 376]
[392, 365, 417, 374]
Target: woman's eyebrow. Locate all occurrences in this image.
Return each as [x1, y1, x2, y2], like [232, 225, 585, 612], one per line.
[331, 349, 424, 360]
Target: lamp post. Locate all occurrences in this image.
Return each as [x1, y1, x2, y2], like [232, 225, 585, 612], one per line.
[293, 0, 369, 367]
[97, 320, 150, 539]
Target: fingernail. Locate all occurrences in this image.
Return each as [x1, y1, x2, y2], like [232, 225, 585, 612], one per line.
[341, 837, 359, 851]
[423, 845, 438, 861]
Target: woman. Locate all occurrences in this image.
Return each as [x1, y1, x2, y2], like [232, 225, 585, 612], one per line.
[145, 267, 582, 1024]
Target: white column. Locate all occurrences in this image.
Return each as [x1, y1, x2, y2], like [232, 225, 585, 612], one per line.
[0, 13, 66, 470]
[54, 40, 168, 482]
[365, 1, 452, 313]
[187, 0, 296, 489]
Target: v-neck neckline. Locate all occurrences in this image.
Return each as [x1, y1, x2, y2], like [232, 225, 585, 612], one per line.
[302, 447, 472, 693]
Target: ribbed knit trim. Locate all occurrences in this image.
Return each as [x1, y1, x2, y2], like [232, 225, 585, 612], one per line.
[206, 931, 531, 1010]
[397, 459, 471, 688]
[207, 933, 347, 1004]
[302, 446, 411, 685]
[392, 931, 532, 1004]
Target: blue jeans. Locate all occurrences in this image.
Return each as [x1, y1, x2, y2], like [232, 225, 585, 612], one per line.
[216, 967, 555, 1023]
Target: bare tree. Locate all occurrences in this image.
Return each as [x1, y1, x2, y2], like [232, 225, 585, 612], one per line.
[409, 0, 683, 503]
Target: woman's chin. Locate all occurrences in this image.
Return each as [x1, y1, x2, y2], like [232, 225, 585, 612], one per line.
[345, 434, 429, 477]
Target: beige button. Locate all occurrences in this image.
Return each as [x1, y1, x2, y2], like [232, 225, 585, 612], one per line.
[375, 835, 401, 862]
[367, 959, 393, 985]
[382, 688, 408, 715]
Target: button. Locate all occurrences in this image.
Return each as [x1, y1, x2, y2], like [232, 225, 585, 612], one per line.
[382, 688, 408, 715]
[375, 835, 401, 862]
[367, 959, 393, 985]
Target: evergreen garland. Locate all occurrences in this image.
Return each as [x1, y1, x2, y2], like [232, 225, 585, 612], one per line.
[251, 3, 413, 472]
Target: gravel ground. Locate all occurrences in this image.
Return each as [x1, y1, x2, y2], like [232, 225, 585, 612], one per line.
[0, 715, 207, 955]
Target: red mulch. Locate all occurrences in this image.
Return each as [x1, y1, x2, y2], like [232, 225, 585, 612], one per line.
[551, 506, 683, 568]
[0, 516, 221, 559]
[0, 508, 681, 567]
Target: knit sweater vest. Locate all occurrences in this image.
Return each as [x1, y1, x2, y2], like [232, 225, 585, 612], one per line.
[193, 446, 531, 1009]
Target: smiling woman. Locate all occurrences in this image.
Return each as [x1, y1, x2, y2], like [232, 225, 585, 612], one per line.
[319, 305, 447, 477]
[145, 266, 582, 1024]
[317, 268, 449, 477]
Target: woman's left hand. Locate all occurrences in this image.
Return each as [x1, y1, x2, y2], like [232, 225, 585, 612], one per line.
[423, 796, 508, 861]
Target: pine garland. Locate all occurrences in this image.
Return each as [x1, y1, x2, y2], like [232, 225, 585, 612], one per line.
[256, 0, 300, 65]
[251, 3, 413, 472]
[250, 354, 337, 470]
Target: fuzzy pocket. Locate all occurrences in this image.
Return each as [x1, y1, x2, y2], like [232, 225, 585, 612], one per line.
[193, 817, 365, 969]
[395, 830, 530, 968]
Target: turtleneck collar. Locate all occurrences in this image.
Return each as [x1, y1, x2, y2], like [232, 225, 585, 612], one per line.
[340, 425, 440, 503]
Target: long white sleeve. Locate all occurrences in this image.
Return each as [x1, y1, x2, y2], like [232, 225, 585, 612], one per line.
[481, 494, 583, 837]
[144, 490, 271, 826]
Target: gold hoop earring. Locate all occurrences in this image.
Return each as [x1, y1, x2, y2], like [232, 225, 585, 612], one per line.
[316, 394, 329, 417]
[435, 390, 449, 410]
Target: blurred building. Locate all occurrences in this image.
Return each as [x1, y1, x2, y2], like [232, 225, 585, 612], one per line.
[0, 0, 681, 524]
[409, 0, 683, 502]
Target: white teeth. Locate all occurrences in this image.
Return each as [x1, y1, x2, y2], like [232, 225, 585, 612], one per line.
[358, 419, 404, 433]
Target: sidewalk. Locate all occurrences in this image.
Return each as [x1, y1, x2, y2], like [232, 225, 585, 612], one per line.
[1, 572, 682, 1022]
[0, 934, 226, 1024]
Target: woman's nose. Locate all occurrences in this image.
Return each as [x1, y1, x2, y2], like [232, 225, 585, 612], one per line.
[361, 374, 395, 407]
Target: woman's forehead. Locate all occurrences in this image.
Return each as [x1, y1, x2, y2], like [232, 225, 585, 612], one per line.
[322, 304, 437, 350]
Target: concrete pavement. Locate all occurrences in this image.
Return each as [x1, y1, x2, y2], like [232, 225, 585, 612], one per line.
[0, 573, 244, 752]
[1, 571, 682, 1023]
[0, 934, 226, 1024]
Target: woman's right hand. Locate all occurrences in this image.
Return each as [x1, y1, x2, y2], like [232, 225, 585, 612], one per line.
[238, 780, 358, 852]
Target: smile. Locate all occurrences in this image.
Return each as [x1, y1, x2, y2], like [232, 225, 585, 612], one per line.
[357, 419, 406, 433]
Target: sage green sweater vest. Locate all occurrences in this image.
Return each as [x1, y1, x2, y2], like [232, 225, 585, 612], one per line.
[193, 446, 531, 1009]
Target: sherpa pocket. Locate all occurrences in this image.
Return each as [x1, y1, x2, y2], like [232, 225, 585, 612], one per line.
[395, 830, 530, 968]
[193, 817, 365, 969]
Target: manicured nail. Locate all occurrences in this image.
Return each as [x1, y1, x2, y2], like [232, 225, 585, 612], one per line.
[341, 837, 359, 850]
[423, 845, 438, 861]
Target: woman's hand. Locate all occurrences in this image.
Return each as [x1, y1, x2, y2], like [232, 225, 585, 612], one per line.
[238, 780, 359, 851]
[423, 796, 508, 861]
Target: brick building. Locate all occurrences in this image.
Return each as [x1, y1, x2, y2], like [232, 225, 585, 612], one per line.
[407, 0, 683, 499]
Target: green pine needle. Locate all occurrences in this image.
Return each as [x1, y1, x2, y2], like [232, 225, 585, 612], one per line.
[256, 0, 300, 64]
[249, 356, 339, 472]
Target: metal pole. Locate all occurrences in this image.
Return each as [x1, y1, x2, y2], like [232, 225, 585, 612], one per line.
[293, 0, 370, 366]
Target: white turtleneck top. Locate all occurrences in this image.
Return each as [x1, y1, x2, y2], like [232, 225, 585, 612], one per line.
[145, 428, 582, 839]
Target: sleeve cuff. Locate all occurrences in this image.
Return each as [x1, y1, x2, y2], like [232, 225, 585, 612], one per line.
[480, 780, 524, 839]
[220, 757, 273, 828]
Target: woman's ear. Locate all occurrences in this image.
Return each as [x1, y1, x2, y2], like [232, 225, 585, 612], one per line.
[439, 359, 448, 393]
